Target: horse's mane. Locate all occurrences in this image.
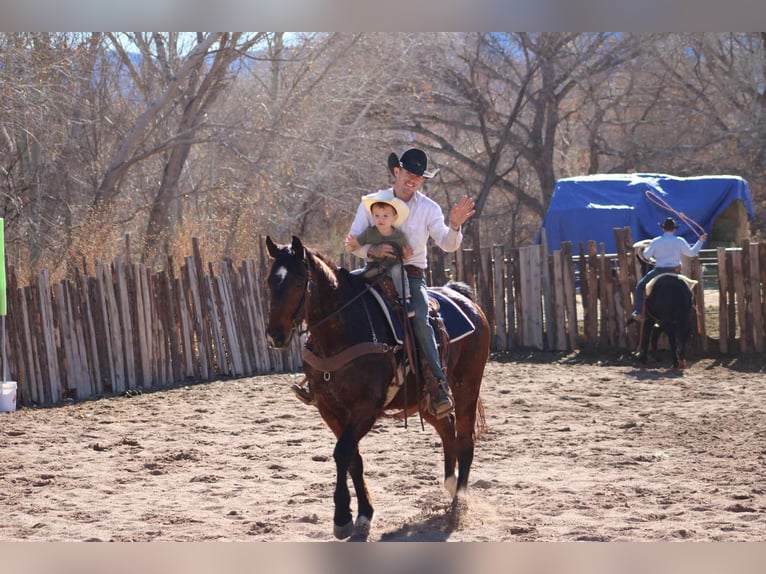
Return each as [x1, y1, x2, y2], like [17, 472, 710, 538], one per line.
[304, 246, 340, 288]
[306, 246, 337, 268]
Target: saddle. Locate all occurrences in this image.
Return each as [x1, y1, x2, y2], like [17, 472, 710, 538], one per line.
[364, 274, 463, 415]
[645, 272, 698, 297]
[295, 271, 475, 414]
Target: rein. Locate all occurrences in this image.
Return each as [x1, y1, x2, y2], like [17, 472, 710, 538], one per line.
[295, 273, 382, 337]
[294, 248, 393, 338]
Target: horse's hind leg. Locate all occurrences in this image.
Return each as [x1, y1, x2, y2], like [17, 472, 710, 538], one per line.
[667, 329, 681, 370]
[437, 418, 459, 497]
[434, 412, 477, 499]
[454, 395, 479, 496]
[430, 409, 471, 499]
[650, 326, 662, 363]
[635, 322, 652, 365]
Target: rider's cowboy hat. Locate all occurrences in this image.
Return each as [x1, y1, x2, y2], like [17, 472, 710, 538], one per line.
[660, 217, 679, 231]
[387, 148, 439, 179]
[362, 189, 410, 227]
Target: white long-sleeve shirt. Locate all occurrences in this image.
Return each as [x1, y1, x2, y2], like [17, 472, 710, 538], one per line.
[643, 232, 704, 268]
[349, 187, 462, 269]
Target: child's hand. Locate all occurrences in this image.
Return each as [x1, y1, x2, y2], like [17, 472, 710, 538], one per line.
[403, 245, 414, 259]
[345, 233, 360, 252]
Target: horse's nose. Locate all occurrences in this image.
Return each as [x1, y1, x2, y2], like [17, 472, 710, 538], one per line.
[267, 330, 290, 349]
[266, 332, 283, 349]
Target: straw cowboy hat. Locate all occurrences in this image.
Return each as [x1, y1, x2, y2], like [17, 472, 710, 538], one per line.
[361, 189, 410, 227]
[387, 148, 439, 179]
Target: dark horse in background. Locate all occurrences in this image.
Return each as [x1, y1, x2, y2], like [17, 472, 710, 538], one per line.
[633, 239, 696, 370]
[265, 236, 490, 540]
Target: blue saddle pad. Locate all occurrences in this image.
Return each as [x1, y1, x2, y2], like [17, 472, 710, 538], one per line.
[369, 288, 476, 345]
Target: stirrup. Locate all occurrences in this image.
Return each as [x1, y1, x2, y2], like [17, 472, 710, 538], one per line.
[291, 380, 317, 406]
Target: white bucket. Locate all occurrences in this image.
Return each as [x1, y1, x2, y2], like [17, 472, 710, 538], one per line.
[0, 381, 17, 412]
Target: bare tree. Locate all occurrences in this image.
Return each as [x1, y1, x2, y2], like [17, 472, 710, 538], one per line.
[386, 33, 642, 294]
[0, 33, 110, 278]
[90, 33, 269, 262]
[2, 31, 764, 283]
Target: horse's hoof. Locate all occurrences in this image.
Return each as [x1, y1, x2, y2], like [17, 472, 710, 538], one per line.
[677, 360, 687, 369]
[353, 516, 371, 540]
[333, 519, 354, 540]
[444, 475, 458, 498]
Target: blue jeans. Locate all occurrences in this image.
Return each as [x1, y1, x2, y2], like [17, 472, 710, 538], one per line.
[387, 263, 410, 300]
[633, 266, 677, 314]
[408, 274, 445, 380]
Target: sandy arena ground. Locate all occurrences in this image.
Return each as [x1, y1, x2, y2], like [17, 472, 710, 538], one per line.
[1, 351, 765, 542]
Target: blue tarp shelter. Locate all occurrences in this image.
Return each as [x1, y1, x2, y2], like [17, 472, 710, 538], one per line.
[538, 173, 755, 254]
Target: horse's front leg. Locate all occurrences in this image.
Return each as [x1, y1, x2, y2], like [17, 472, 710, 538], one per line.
[332, 427, 356, 539]
[332, 424, 375, 540]
[347, 448, 373, 540]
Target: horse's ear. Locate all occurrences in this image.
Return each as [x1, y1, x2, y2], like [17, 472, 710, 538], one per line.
[291, 236, 305, 260]
[265, 236, 279, 258]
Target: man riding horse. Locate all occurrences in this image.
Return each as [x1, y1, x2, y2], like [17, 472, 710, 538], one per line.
[629, 217, 707, 324]
[342, 148, 475, 418]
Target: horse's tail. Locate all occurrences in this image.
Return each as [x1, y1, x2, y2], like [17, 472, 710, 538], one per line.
[445, 280, 487, 438]
[475, 396, 487, 439]
[445, 280, 476, 301]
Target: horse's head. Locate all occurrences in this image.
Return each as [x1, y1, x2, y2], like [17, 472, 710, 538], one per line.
[265, 235, 309, 349]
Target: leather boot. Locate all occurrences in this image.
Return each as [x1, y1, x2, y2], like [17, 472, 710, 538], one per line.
[626, 311, 643, 326]
[291, 379, 317, 406]
[428, 378, 454, 419]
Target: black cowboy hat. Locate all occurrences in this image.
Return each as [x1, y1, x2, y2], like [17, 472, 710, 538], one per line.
[660, 217, 678, 231]
[387, 148, 439, 178]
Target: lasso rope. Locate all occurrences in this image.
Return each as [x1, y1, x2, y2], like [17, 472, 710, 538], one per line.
[645, 189, 706, 239]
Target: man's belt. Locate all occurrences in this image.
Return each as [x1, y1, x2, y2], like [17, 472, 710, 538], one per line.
[404, 265, 425, 278]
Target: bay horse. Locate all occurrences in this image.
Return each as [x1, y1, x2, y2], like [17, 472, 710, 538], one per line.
[264, 236, 490, 540]
[633, 240, 695, 370]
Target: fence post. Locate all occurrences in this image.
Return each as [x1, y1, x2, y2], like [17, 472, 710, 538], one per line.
[760, 243, 766, 353]
[491, 245, 507, 351]
[551, 249, 567, 350]
[518, 245, 544, 350]
[561, 242, 578, 349]
[732, 249, 748, 353]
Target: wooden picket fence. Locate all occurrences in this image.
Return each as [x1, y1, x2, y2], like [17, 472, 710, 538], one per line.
[2, 231, 764, 408]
